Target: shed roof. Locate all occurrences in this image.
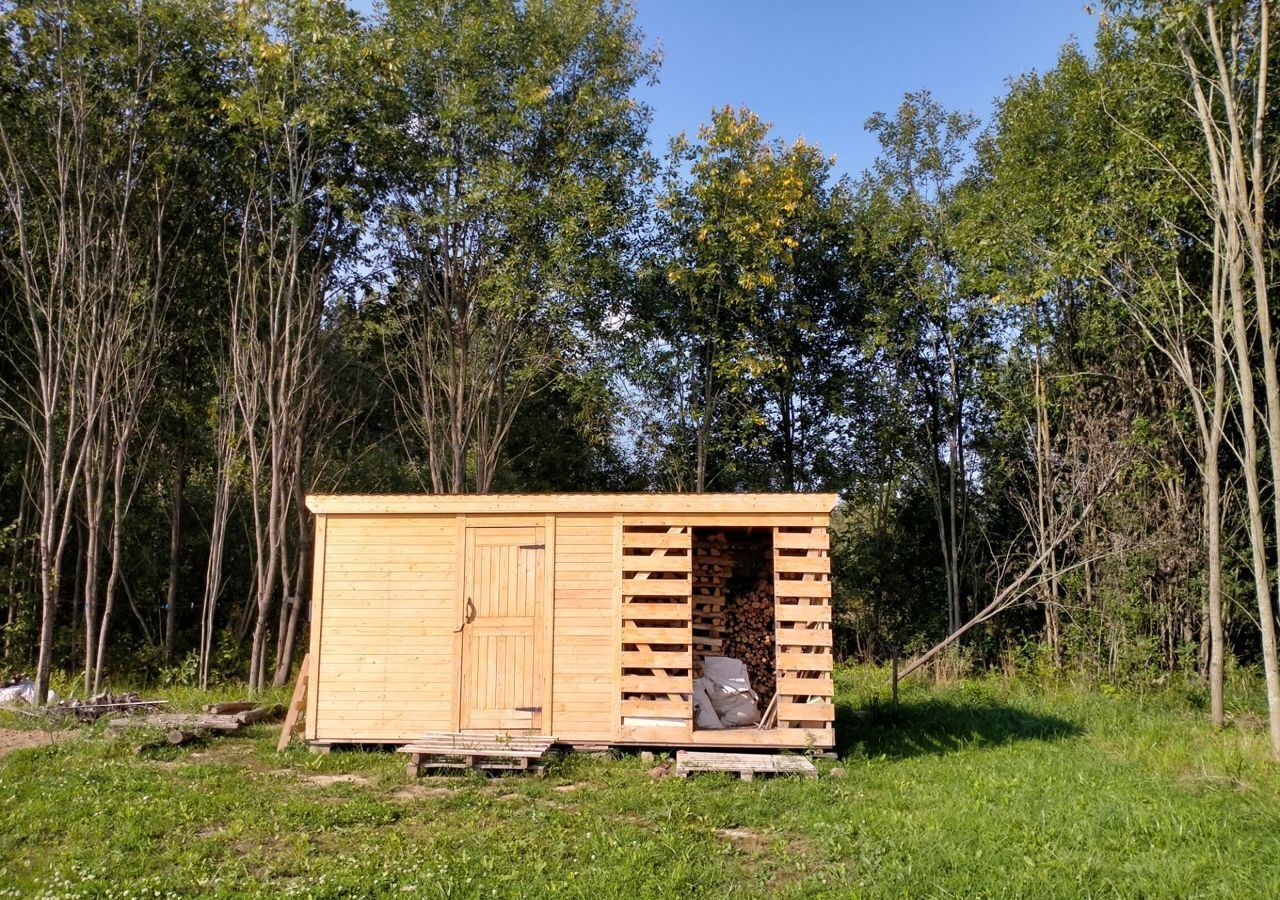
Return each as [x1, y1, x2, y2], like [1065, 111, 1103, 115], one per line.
[305, 492, 840, 516]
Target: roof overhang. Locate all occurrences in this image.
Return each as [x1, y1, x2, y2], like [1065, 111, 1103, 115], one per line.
[305, 492, 840, 516]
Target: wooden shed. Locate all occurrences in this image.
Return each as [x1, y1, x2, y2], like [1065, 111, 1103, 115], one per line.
[302, 493, 838, 751]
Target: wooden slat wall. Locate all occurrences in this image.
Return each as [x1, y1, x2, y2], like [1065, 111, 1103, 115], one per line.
[619, 523, 693, 729]
[774, 525, 835, 734]
[551, 515, 615, 740]
[315, 515, 456, 741]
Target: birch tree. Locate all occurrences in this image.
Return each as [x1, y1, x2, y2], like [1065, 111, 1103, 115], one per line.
[1161, 0, 1280, 757]
[222, 0, 372, 691]
[0, 0, 181, 700]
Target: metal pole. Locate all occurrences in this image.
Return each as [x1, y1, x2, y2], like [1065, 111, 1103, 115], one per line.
[891, 643, 900, 710]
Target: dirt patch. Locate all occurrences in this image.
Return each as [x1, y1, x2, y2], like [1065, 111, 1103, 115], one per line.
[302, 773, 371, 787]
[1178, 770, 1253, 792]
[715, 826, 768, 853]
[0, 727, 78, 759]
[553, 783, 583, 793]
[392, 784, 456, 800]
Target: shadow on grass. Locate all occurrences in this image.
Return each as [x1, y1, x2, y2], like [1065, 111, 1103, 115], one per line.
[836, 697, 1082, 760]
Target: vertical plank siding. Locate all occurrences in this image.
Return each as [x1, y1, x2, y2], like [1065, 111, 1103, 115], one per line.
[308, 497, 836, 748]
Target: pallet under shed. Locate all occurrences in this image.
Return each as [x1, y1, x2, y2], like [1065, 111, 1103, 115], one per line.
[303, 493, 838, 753]
[674, 749, 817, 781]
[399, 732, 556, 776]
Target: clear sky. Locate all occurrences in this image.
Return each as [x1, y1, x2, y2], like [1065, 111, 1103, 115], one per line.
[631, 0, 1098, 178]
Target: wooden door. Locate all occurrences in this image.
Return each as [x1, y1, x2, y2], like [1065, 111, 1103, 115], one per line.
[459, 525, 546, 731]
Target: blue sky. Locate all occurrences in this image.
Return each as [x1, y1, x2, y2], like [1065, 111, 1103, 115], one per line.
[630, 1, 1098, 178]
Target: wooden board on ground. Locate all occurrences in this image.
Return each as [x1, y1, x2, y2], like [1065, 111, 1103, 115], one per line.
[674, 749, 816, 781]
[109, 704, 284, 746]
[398, 731, 556, 777]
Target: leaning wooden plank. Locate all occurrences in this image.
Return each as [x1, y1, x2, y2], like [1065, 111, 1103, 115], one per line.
[757, 693, 779, 729]
[277, 655, 310, 752]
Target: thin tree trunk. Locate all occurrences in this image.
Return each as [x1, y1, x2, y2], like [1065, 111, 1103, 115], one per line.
[162, 454, 185, 659]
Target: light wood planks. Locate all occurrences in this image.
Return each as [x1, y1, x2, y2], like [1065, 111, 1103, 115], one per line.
[309, 499, 837, 750]
[314, 515, 457, 741]
[674, 749, 817, 780]
[773, 525, 834, 733]
[619, 523, 693, 731]
[308, 493, 840, 516]
[552, 516, 615, 742]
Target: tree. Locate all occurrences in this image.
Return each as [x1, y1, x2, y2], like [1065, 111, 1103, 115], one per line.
[1162, 0, 1280, 756]
[219, 0, 375, 691]
[376, 0, 656, 494]
[861, 91, 993, 635]
[639, 106, 856, 492]
[0, 0, 212, 699]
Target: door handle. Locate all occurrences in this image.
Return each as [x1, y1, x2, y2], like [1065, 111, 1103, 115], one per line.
[453, 597, 477, 632]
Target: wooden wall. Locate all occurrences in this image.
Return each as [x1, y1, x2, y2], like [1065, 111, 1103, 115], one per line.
[309, 515, 456, 741]
[308, 505, 834, 748]
[549, 515, 615, 741]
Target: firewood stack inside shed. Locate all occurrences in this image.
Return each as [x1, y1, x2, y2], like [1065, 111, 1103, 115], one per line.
[692, 529, 776, 714]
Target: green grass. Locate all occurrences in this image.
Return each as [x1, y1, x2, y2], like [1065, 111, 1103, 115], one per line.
[2, 668, 1279, 898]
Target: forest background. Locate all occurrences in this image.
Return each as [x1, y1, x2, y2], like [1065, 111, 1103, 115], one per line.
[3, 0, 1280, 756]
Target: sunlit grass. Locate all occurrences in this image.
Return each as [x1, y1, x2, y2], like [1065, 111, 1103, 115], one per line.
[2, 667, 1279, 897]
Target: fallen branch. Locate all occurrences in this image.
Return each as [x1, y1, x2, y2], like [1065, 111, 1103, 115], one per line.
[899, 455, 1123, 681]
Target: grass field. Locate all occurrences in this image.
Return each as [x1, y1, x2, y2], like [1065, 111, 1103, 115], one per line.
[2, 668, 1279, 898]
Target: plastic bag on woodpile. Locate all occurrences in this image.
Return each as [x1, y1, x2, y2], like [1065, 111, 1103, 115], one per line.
[692, 678, 724, 729]
[702, 656, 761, 727]
[0, 677, 58, 706]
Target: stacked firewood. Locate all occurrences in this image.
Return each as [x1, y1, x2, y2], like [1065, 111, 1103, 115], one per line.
[691, 532, 729, 666]
[56, 692, 167, 722]
[723, 572, 776, 702]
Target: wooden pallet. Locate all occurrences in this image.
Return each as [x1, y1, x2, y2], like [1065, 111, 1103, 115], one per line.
[398, 732, 556, 777]
[674, 749, 816, 781]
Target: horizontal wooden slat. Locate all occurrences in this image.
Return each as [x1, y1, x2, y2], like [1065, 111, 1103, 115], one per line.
[779, 701, 834, 722]
[774, 604, 831, 623]
[621, 674, 692, 694]
[623, 532, 691, 548]
[621, 555, 692, 573]
[621, 699, 691, 718]
[772, 555, 830, 573]
[773, 532, 830, 549]
[625, 514, 830, 527]
[776, 651, 832, 671]
[622, 579, 691, 597]
[623, 650, 691, 669]
[621, 602, 691, 620]
[776, 676, 834, 697]
[622, 626, 691, 644]
[773, 580, 831, 598]
[776, 627, 833, 648]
